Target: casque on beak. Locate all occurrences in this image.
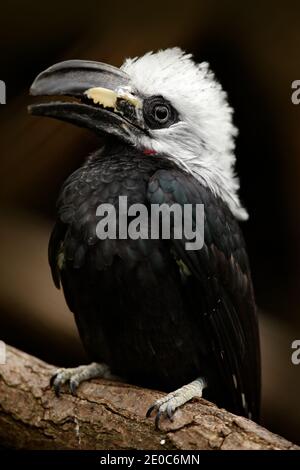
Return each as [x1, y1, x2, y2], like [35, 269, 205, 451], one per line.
[28, 60, 144, 142]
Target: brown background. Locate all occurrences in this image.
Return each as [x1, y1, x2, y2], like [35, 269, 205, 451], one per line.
[1, 0, 300, 445]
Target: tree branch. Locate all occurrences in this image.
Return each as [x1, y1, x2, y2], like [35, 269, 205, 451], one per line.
[0, 345, 297, 450]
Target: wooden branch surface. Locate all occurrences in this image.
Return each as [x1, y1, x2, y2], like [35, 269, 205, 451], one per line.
[0, 346, 298, 450]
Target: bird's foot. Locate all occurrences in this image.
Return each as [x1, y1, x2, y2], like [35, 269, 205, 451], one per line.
[50, 362, 114, 396]
[146, 377, 207, 429]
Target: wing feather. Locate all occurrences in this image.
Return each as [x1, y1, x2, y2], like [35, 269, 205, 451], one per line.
[147, 168, 261, 420]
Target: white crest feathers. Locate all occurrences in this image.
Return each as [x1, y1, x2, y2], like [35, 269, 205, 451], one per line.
[121, 48, 247, 220]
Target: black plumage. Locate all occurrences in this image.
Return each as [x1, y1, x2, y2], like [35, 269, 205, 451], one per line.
[49, 142, 260, 421]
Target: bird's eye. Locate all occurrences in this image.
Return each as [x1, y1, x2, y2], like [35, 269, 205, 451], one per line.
[143, 96, 178, 129]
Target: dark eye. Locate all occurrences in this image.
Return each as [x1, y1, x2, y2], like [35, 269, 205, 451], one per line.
[143, 96, 178, 129]
[154, 105, 169, 123]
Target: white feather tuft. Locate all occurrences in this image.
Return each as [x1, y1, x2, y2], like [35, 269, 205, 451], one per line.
[121, 48, 248, 220]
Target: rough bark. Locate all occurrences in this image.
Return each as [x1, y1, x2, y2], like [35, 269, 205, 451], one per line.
[0, 345, 298, 450]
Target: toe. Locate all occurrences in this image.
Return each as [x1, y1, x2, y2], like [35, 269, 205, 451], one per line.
[51, 369, 68, 397]
[166, 403, 175, 420]
[69, 377, 79, 395]
[146, 397, 177, 429]
[50, 368, 65, 388]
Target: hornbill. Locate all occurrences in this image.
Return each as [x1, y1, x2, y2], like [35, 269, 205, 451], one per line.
[29, 48, 261, 426]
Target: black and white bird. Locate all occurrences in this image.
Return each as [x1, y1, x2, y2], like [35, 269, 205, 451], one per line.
[29, 48, 261, 426]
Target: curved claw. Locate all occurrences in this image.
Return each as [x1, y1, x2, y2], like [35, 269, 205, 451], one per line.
[155, 410, 163, 430]
[53, 381, 61, 397]
[166, 404, 175, 421]
[147, 405, 175, 430]
[146, 404, 156, 418]
[49, 373, 58, 387]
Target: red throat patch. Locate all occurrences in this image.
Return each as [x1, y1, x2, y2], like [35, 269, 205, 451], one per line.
[143, 148, 157, 156]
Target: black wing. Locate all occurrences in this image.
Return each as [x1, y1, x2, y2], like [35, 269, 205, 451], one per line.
[48, 220, 66, 289]
[147, 168, 261, 421]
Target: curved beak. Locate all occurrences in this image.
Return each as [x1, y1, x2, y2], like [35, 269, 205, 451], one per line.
[28, 60, 144, 142]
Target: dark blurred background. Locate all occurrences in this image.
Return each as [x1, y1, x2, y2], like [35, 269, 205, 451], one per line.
[1, 0, 300, 445]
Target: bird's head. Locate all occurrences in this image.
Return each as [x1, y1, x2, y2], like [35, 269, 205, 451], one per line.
[29, 48, 247, 220]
